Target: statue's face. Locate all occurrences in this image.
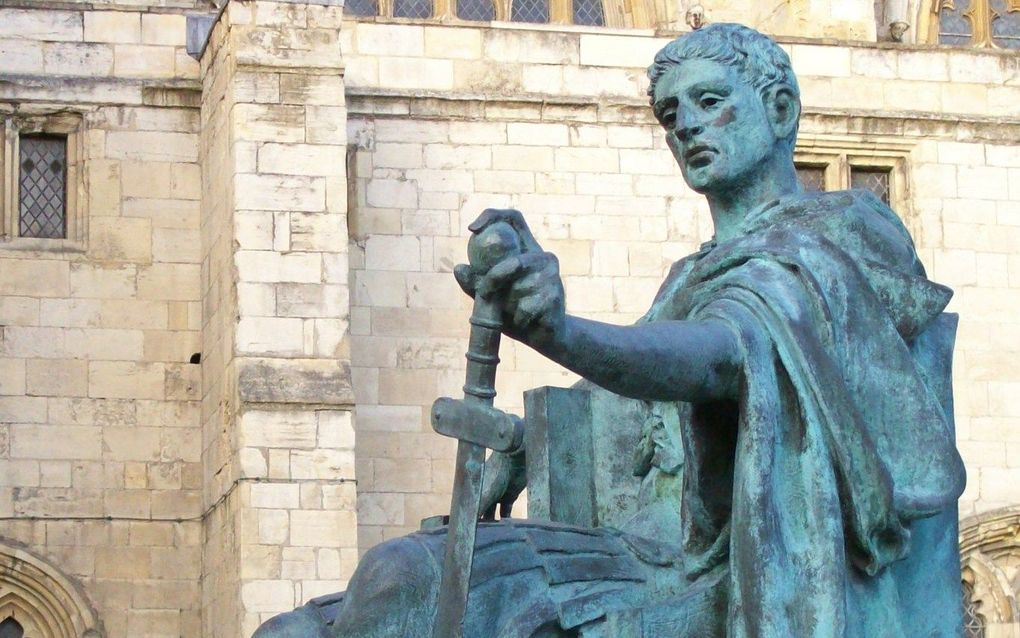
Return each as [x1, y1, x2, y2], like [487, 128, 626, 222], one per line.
[652, 58, 776, 195]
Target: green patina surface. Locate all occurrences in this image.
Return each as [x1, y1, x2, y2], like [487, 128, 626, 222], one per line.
[255, 23, 966, 638]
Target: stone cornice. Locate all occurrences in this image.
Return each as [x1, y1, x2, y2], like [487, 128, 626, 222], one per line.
[345, 87, 1020, 143]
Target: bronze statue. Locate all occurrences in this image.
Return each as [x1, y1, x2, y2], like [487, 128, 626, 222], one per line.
[255, 23, 966, 637]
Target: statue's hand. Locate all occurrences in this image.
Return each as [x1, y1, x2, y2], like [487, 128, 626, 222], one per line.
[455, 209, 566, 349]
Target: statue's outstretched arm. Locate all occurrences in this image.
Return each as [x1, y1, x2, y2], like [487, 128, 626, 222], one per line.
[458, 209, 741, 404]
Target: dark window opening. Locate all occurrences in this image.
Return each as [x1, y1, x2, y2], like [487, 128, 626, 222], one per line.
[796, 164, 827, 193]
[19, 134, 67, 239]
[850, 166, 891, 205]
[0, 617, 24, 638]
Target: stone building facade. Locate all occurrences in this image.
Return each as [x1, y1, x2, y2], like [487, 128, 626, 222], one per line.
[0, 0, 1018, 636]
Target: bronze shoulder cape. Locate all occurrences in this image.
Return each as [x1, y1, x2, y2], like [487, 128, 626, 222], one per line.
[643, 189, 966, 637]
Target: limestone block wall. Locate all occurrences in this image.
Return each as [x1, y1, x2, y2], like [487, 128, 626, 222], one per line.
[198, 2, 357, 635]
[694, 0, 878, 41]
[341, 21, 1020, 546]
[0, 3, 204, 636]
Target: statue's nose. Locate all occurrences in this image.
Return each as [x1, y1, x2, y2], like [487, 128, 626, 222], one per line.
[676, 119, 704, 142]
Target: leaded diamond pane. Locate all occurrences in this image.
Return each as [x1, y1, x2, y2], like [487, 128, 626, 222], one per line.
[939, 0, 974, 45]
[963, 582, 985, 638]
[345, 0, 378, 16]
[394, 0, 432, 18]
[511, 0, 549, 23]
[991, 0, 1020, 48]
[796, 165, 826, 193]
[458, 0, 495, 21]
[573, 0, 605, 25]
[0, 618, 24, 638]
[19, 135, 66, 239]
[850, 166, 891, 204]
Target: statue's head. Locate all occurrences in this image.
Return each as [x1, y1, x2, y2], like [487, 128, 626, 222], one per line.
[648, 24, 801, 195]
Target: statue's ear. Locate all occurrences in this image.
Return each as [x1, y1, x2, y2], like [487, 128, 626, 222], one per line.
[764, 84, 800, 142]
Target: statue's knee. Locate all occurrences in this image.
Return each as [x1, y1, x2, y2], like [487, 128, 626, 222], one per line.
[350, 536, 439, 601]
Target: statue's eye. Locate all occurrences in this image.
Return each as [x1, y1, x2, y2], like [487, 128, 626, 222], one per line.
[700, 96, 721, 109]
[662, 110, 676, 128]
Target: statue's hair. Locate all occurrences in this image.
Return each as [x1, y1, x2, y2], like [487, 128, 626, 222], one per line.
[647, 24, 801, 129]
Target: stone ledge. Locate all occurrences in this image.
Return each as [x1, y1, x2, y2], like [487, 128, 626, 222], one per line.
[0, 74, 201, 107]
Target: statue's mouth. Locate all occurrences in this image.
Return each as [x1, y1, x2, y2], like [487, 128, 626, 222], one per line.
[685, 144, 715, 167]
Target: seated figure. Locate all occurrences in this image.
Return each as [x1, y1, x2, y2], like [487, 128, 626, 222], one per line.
[255, 23, 967, 638]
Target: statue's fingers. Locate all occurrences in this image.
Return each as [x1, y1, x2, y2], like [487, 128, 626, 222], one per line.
[454, 264, 477, 296]
[477, 255, 523, 298]
[506, 271, 544, 304]
[470, 208, 543, 254]
[478, 252, 551, 297]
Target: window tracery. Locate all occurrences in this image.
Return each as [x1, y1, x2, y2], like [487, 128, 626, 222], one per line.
[937, 0, 1020, 48]
[963, 580, 988, 638]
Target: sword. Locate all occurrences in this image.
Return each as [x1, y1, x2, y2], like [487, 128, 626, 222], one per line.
[432, 221, 522, 638]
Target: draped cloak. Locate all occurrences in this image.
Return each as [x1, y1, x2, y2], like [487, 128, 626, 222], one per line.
[633, 188, 967, 637]
[259, 189, 968, 638]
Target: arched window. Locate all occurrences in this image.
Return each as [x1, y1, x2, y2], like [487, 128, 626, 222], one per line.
[0, 618, 24, 638]
[937, 0, 1020, 48]
[0, 543, 101, 638]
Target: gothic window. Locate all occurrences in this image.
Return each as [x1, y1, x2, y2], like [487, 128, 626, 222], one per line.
[0, 618, 23, 638]
[938, 0, 1020, 48]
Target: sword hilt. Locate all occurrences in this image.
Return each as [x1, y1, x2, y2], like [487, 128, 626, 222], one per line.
[432, 221, 522, 638]
[463, 221, 522, 404]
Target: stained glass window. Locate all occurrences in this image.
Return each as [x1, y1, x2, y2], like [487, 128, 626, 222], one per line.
[939, 0, 974, 44]
[511, 0, 550, 22]
[19, 134, 67, 239]
[796, 165, 827, 193]
[850, 166, 891, 205]
[991, 0, 1020, 48]
[458, 0, 495, 21]
[573, 0, 605, 25]
[939, 0, 1020, 47]
[0, 618, 24, 638]
[963, 581, 986, 638]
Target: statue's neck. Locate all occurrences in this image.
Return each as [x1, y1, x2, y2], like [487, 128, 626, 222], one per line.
[707, 156, 800, 243]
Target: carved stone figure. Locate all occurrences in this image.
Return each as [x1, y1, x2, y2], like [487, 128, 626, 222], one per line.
[254, 23, 966, 637]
